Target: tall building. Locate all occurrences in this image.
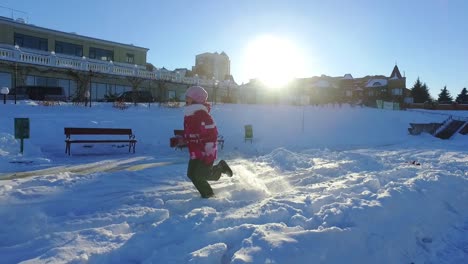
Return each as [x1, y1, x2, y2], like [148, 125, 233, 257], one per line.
[0, 16, 237, 103]
[192, 52, 231, 81]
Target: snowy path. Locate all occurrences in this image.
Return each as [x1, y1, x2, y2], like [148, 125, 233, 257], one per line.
[0, 156, 185, 180]
[1, 146, 466, 264]
[1, 103, 467, 263]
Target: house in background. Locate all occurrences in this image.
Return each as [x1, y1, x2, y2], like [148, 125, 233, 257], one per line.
[364, 65, 408, 105]
[239, 65, 410, 107]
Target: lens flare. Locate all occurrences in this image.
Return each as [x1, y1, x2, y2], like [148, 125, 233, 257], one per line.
[242, 34, 306, 89]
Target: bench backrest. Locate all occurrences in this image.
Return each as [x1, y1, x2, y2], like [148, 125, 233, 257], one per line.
[174, 129, 184, 136]
[65, 127, 133, 136]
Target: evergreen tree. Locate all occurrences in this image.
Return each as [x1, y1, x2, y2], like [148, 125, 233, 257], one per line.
[455, 87, 468, 103]
[421, 83, 432, 102]
[411, 78, 431, 103]
[437, 86, 453, 103]
[411, 78, 423, 103]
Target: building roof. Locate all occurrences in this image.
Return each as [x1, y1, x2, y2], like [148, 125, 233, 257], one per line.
[389, 65, 403, 79]
[196, 51, 230, 59]
[365, 79, 388, 88]
[0, 16, 149, 51]
[314, 80, 332, 88]
[342, 74, 353, 80]
[310, 78, 340, 88]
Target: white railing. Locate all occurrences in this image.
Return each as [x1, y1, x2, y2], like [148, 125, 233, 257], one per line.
[56, 57, 83, 68]
[20, 53, 50, 65]
[433, 116, 452, 135]
[137, 70, 156, 79]
[87, 63, 110, 73]
[112, 67, 134, 76]
[0, 44, 237, 89]
[0, 49, 14, 59]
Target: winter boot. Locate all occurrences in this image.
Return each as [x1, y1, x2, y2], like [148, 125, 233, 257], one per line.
[219, 160, 233, 177]
[201, 192, 215, 198]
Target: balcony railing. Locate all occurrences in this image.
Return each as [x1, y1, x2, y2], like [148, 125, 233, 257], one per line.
[0, 44, 234, 88]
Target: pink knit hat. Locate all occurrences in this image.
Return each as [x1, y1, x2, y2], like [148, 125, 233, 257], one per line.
[185, 86, 208, 103]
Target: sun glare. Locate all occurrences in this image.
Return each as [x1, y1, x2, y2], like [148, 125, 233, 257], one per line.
[242, 35, 305, 88]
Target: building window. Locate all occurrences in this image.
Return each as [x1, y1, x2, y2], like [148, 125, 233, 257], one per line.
[58, 79, 72, 98]
[89, 47, 114, 61]
[168, 90, 176, 100]
[35, 76, 47, 86]
[392, 88, 403, 96]
[55, 41, 83, 57]
[26, 76, 35, 86]
[0, 72, 12, 88]
[14, 33, 48, 51]
[91, 82, 107, 101]
[116, 85, 131, 95]
[126, 53, 134, 63]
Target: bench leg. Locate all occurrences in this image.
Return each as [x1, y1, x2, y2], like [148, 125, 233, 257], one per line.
[65, 142, 71, 155]
[129, 142, 136, 153]
[218, 140, 224, 150]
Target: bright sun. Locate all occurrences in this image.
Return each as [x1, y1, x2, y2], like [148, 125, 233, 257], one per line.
[242, 35, 305, 88]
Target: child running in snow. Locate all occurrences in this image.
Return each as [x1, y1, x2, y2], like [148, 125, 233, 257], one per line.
[183, 86, 233, 198]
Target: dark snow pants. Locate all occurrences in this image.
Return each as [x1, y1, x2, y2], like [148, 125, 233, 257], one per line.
[187, 159, 223, 198]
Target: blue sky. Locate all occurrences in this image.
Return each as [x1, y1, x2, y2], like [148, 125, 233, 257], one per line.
[1, 0, 467, 98]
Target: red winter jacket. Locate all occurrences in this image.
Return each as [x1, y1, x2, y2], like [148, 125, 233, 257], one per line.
[183, 103, 218, 165]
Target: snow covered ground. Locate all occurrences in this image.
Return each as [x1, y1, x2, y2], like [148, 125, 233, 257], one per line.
[0, 101, 467, 264]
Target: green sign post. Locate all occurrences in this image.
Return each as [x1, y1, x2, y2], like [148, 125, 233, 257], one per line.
[14, 118, 30, 154]
[244, 124, 253, 143]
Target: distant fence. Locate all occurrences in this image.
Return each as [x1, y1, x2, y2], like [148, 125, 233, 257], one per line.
[376, 100, 400, 110]
[406, 109, 468, 122]
[406, 103, 468, 111]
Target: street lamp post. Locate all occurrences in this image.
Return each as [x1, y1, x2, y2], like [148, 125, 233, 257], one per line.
[88, 70, 92, 107]
[213, 79, 219, 105]
[227, 79, 231, 103]
[85, 90, 90, 107]
[14, 62, 18, 104]
[89, 86, 92, 107]
[1, 87, 9, 104]
[14, 44, 20, 105]
[147, 78, 153, 108]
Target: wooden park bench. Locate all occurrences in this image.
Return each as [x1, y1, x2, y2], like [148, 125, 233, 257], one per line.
[64, 127, 137, 155]
[170, 129, 224, 150]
